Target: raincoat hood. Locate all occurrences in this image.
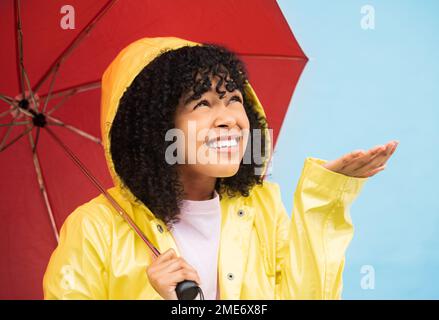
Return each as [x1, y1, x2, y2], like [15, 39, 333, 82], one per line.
[100, 36, 271, 206]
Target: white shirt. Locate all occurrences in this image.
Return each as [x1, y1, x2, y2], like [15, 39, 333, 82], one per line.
[170, 190, 221, 300]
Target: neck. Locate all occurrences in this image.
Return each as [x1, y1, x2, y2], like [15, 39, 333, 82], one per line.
[177, 167, 217, 201]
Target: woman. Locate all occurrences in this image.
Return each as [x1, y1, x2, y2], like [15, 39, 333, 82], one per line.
[43, 37, 398, 300]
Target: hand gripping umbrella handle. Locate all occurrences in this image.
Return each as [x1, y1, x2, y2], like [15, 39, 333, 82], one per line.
[45, 127, 203, 300]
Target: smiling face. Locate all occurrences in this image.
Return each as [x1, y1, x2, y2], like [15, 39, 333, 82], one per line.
[173, 74, 250, 179]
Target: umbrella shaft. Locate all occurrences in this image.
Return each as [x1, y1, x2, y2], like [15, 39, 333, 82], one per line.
[44, 126, 160, 257]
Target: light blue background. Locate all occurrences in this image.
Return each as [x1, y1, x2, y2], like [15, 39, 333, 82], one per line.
[272, 0, 439, 299]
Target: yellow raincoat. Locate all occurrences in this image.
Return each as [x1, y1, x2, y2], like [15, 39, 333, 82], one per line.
[43, 37, 368, 300]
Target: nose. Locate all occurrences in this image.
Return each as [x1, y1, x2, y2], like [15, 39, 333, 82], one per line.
[214, 113, 236, 129]
[213, 103, 237, 129]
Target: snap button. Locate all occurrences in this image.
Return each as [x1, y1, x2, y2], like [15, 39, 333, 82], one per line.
[157, 224, 164, 233]
[227, 273, 234, 280]
[237, 209, 245, 217]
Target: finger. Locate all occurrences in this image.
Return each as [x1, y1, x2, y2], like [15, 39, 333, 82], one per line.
[177, 258, 197, 273]
[160, 257, 186, 274]
[149, 251, 179, 274]
[156, 248, 177, 263]
[360, 164, 386, 178]
[173, 258, 202, 285]
[342, 145, 385, 173]
[148, 249, 177, 272]
[370, 142, 396, 168]
[154, 275, 179, 300]
[354, 141, 398, 175]
[355, 143, 392, 173]
[169, 269, 202, 286]
[174, 258, 201, 284]
[149, 261, 183, 279]
[159, 257, 201, 285]
[375, 141, 399, 167]
[322, 149, 365, 173]
[335, 149, 365, 171]
[349, 140, 396, 171]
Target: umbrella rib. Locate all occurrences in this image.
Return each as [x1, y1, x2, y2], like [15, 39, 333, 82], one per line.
[0, 94, 14, 106]
[0, 108, 15, 119]
[46, 93, 72, 117]
[27, 126, 60, 242]
[47, 115, 102, 145]
[0, 112, 20, 150]
[22, 65, 38, 112]
[13, 105, 33, 118]
[0, 121, 30, 127]
[43, 81, 101, 116]
[40, 81, 101, 100]
[32, 0, 118, 93]
[13, 0, 39, 114]
[41, 64, 61, 114]
[14, 0, 26, 97]
[0, 124, 33, 152]
[32, 126, 40, 153]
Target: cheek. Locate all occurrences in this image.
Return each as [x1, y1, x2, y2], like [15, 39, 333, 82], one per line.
[238, 109, 251, 130]
[174, 116, 211, 154]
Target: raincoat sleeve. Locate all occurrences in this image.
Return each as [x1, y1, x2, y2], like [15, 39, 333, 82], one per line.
[43, 204, 111, 299]
[274, 157, 368, 299]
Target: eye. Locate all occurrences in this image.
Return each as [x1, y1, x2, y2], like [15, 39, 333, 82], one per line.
[194, 99, 209, 109]
[230, 95, 243, 104]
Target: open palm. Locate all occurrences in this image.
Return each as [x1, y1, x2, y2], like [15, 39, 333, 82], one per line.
[322, 140, 399, 178]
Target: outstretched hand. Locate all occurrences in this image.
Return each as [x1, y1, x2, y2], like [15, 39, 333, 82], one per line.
[322, 140, 399, 178]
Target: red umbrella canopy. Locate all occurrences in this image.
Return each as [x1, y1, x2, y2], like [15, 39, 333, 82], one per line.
[0, 0, 307, 299]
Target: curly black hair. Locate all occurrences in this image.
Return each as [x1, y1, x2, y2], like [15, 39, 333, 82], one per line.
[110, 43, 268, 228]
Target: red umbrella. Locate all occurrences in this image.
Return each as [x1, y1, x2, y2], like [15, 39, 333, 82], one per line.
[0, 0, 307, 299]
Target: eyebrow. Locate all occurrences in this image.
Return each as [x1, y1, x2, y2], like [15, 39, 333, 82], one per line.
[183, 89, 241, 106]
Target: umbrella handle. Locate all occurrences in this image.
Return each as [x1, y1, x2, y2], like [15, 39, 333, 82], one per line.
[45, 127, 204, 300]
[176, 280, 202, 300]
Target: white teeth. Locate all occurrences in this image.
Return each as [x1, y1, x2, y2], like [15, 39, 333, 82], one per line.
[206, 137, 239, 149]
